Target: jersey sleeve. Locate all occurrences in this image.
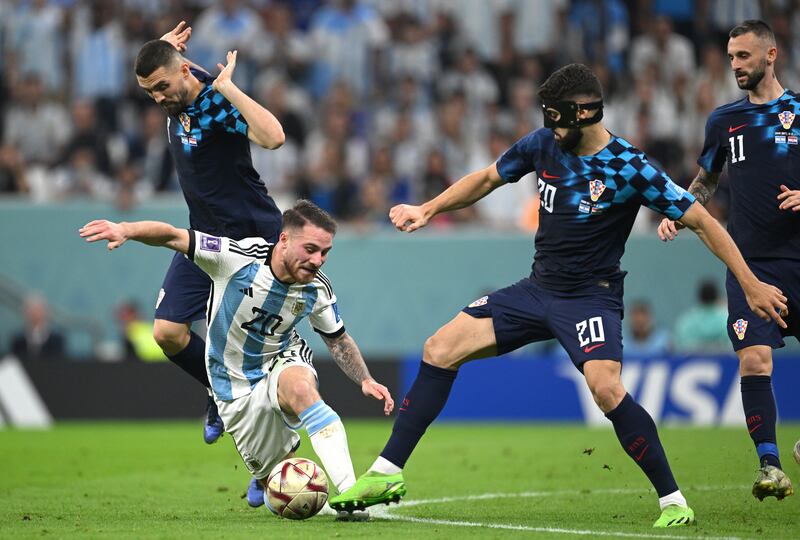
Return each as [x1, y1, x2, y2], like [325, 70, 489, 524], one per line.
[495, 129, 542, 183]
[187, 230, 269, 280]
[697, 111, 726, 173]
[207, 91, 249, 136]
[630, 157, 696, 220]
[309, 272, 345, 338]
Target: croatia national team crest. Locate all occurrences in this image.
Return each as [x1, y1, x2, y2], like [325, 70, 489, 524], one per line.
[589, 179, 606, 202]
[468, 296, 488, 308]
[291, 299, 306, 316]
[778, 110, 795, 130]
[178, 112, 191, 133]
[732, 318, 748, 341]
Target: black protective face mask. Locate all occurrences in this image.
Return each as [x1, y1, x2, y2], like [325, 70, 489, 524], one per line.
[541, 100, 604, 129]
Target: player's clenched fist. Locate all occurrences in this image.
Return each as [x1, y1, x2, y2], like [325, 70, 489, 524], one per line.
[389, 204, 429, 233]
[79, 220, 128, 250]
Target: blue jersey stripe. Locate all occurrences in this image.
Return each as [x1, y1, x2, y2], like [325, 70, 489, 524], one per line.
[241, 276, 291, 388]
[207, 262, 260, 401]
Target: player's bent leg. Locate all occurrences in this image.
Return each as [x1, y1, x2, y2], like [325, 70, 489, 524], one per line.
[332, 313, 498, 512]
[583, 360, 692, 525]
[154, 320, 221, 442]
[277, 366, 358, 497]
[424, 311, 498, 369]
[737, 345, 793, 500]
[152, 319, 191, 356]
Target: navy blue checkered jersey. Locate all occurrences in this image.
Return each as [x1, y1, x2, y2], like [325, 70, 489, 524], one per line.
[167, 68, 281, 240]
[497, 128, 695, 291]
[698, 89, 800, 260]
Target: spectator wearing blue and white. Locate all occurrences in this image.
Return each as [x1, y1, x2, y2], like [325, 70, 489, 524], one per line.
[2, 73, 71, 166]
[5, 0, 66, 95]
[70, 2, 127, 102]
[191, 0, 266, 90]
[308, 0, 389, 99]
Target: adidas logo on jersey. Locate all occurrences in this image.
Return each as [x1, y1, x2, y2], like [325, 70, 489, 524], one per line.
[239, 287, 253, 297]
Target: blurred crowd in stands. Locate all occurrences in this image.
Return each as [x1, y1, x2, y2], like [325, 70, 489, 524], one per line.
[1, 0, 798, 230]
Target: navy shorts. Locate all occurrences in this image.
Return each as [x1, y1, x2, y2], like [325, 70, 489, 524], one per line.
[154, 252, 212, 323]
[463, 277, 624, 371]
[726, 258, 800, 351]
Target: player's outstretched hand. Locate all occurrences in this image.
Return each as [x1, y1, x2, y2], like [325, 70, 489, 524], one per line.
[743, 280, 789, 329]
[213, 50, 237, 92]
[160, 21, 192, 52]
[389, 204, 429, 233]
[361, 378, 394, 415]
[79, 220, 127, 251]
[657, 217, 685, 241]
[778, 184, 800, 212]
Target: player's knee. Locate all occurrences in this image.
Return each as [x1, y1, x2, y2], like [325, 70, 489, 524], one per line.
[423, 334, 456, 369]
[589, 381, 625, 412]
[280, 376, 319, 415]
[152, 322, 188, 352]
[739, 348, 772, 376]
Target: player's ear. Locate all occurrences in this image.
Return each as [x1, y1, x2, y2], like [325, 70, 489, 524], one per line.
[766, 45, 778, 65]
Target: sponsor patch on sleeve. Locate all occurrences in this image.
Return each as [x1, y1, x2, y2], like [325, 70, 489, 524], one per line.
[200, 235, 221, 252]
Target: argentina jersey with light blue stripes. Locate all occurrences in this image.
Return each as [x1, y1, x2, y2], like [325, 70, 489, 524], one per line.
[496, 128, 695, 292]
[698, 89, 800, 260]
[187, 230, 344, 402]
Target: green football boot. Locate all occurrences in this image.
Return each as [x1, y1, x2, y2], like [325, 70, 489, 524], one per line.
[653, 505, 695, 528]
[328, 471, 406, 512]
[752, 465, 794, 501]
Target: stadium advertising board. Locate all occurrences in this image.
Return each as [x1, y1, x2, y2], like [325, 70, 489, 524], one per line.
[402, 354, 800, 425]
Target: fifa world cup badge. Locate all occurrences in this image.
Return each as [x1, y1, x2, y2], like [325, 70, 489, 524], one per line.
[778, 110, 795, 130]
[179, 112, 191, 133]
[589, 179, 606, 202]
[732, 318, 748, 341]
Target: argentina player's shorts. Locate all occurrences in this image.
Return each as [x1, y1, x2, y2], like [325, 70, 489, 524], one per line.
[463, 277, 624, 370]
[725, 258, 800, 351]
[154, 252, 213, 322]
[216, 340, 317, 479]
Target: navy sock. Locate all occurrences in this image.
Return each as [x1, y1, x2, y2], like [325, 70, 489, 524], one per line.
[741, 375, 781, 468]
[380, 361, 457, 468]
[167, 331, 210, 388]
[605, 394, 678, 497]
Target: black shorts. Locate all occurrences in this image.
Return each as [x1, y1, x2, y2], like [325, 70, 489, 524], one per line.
[154, 252, 212, 323]
[462, 277, 624, 371]
[726, 258, 800, 350]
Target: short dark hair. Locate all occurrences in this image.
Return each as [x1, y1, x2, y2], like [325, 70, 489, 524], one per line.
[135, 40, 181, 78]
[282, 200, 337, 235]
[729, 20, 776, 45]
[538, 63, 603, 103]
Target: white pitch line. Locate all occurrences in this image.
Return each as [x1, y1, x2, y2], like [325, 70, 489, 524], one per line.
[370, 486, 753, 540]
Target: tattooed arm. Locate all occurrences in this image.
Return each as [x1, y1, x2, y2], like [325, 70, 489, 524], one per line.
[321, 331, 372, 385]
[321, 332, 395, 415]
[657, 168, 721, 241]
[687, 168, 721, 206]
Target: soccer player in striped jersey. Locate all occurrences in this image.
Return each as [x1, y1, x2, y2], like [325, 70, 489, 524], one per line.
[658, 20, 798, 500]
[80, 201, 394, 516]
[134, 23, 285, 443]
[330, 63, 788, 528]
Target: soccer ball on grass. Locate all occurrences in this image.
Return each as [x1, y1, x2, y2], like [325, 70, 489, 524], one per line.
[265, 457, 328, 520]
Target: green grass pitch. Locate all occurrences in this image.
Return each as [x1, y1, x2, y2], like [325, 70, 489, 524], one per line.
[1, 421, 798, 539]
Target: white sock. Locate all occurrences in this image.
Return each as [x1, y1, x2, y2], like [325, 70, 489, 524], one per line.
[658, 490, 687, 510]
[369, 455, 402, 475]
[308, 420, 356, 492]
